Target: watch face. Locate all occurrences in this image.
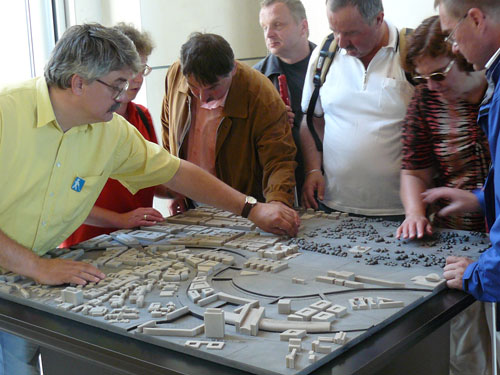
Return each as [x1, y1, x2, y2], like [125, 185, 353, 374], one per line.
[247, 196, 257, 204]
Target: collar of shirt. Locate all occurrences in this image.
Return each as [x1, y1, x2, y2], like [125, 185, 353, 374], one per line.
[485, 47, 500, 70]
[382, 20, 399, 53]
[257, 41, 316, 77]
[485, 47, 500, 92]
[37, 78, 93, 134]
[36, 77, 58, 129]
[200, 89, 229, 110]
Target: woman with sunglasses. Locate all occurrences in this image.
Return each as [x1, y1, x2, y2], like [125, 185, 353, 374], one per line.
[61, 23, 164, 247]
[397, 15, 489, 240]
[396, 15, 492, 375]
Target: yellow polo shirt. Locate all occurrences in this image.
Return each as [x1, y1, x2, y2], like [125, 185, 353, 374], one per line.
[0, 77, 180, 255]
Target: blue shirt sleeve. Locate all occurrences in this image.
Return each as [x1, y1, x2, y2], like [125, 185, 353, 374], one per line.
[463, 85, 500, 301]
[473, 188, 485, 212]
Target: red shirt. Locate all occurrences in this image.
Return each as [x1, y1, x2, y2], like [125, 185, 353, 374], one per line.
[61, 102, 158, 247]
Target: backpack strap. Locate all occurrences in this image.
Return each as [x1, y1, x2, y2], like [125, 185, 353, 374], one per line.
[398, 27, 415, 85]
[305, 28, 413, 153]
[306, 33, 338, 152]
[134, 104, 154, 140]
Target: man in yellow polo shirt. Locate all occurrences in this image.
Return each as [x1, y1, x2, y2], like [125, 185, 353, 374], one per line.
[0, 23, 299, 374]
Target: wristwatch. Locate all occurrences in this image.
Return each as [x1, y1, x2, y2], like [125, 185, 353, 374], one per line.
[241, 196, 257, 218]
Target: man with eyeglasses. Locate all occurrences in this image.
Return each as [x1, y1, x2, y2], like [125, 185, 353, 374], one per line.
[424, 1, 500, 371]
[426, 1, 500, 302]
[0, 23, 299, 374]
[61, 23, 166, 248]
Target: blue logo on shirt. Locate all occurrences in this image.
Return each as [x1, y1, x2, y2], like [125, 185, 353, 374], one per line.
[71, 177, 85, 192]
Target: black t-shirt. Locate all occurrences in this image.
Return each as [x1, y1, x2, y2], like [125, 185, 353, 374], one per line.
[279, 55, 311, 129]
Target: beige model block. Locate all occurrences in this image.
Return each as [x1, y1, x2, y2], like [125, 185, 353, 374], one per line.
[279, 329, 307, 341]
[377, 297, 405, 309]
[344, 280, 365, 289]
[237, 307, 265, 336]
[278, 299, 292, 314]
[295, 307, 318, 321]
[355, 275, 405, 288]
[286, 348, 297, 369]
[316, 275, 336, 284]
[292, 277, 306, 285]
[188, 290, 201, 303]
[309, 300, 332, 311]
[334, 331, 348, 345]
[204, 308, 225, 339]
[308, 351, 317, 363]
[327, 270, 355, 280]
[61, 287, 83, 305]
[312, 311, 336, 323]
[287, 314, 304, 321]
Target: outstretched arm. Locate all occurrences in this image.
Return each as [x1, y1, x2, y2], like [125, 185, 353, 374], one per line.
[0, 229, 105, 285]
[84, 205, 164, 228]
[396, 168, 434, 239]
[421, 187, 481, 216]
[300, 115, 325, 209]
[165, 160, 300, 237]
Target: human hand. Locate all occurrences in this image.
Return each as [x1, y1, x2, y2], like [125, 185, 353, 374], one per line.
[421, 187, 480, 217]
[248, 201, 300, 237]
[301, 170, 325, 210]
[119, 207, 164, 228]
[443, 256, 475, 290]
[285, 105, 295, 127]
[396, 214, 433, 240]
[33, 258, 106, 286]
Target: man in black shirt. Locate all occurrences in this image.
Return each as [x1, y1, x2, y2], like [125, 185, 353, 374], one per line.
[254, 0, 315, 205]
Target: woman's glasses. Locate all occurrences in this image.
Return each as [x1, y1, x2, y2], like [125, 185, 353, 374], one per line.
[413, 60, 455, 84]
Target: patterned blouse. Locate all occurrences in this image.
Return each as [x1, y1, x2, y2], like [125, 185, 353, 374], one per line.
[402, 85, 490, 231]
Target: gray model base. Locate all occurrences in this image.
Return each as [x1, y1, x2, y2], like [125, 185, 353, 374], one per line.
[0, 207, 489, 375]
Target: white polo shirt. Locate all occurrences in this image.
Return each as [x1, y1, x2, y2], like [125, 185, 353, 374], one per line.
[301, 20, 414, 215]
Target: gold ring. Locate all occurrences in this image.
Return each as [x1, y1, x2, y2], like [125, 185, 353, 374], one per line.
[144, 214, 147, 220]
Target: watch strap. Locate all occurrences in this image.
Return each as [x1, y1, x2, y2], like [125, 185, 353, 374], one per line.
[241, 197, 257, 218]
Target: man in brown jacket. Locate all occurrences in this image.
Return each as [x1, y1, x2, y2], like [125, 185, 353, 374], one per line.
[161, 32, 297, 215]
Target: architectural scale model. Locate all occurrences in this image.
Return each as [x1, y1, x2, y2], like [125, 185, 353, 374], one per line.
[0, 207, 490, 374]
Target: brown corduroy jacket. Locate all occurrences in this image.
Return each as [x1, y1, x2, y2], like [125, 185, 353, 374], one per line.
[161, 60, 297, 206]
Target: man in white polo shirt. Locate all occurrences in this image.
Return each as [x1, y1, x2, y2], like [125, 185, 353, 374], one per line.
[300, 0, 414, 216]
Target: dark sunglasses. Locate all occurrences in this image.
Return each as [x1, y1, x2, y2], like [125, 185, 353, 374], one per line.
[413, 60, 455, 84]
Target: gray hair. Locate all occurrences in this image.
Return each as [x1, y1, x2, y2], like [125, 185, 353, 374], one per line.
[44, 23, 141, 89]
[261, 0, 308, 23]
[113, 22, 154, 57]
[327, 0, 384, 24]
[180, 32, 234, 85]
[434, 0, 500, 20]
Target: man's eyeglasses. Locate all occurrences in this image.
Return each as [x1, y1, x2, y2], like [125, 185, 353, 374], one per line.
[413, 60, 455, 84]
[96, 79, 129, 100]
[444, 13, 468, 48]
[140, 64, 152, 76]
